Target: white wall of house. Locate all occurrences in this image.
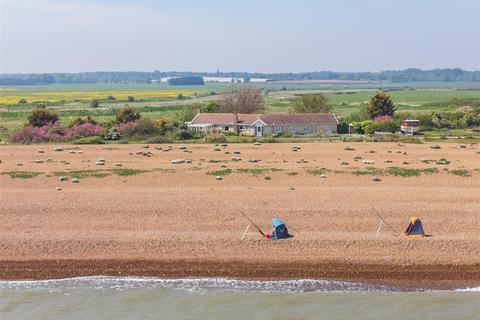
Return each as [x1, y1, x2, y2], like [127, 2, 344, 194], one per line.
[189, 122, 338, 136]
[264, 123, 337, 135]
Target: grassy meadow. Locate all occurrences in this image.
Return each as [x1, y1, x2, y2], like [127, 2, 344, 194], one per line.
[1, 82, 480, 141]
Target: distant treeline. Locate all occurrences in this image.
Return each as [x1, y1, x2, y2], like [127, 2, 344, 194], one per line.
[0, 68, 478, 85]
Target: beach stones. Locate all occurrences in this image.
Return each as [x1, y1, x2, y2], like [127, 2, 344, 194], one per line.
[362, 160, 375, 165]
[72, 177, 80, 183]
[372, 176, 382, 182]
[171, 159, 186, 164]
[53, 146, 63, 152]
[59, 176, 68, 181]
[430, 144, 441, 149]
[95, 158, 106, 165]
[231, 157, 242, 162]
[344, 146, 355, 151]
[215, 176, 222, 180]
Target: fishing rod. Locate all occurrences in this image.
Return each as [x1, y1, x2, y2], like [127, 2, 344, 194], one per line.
[370, 204, 399, 237]
[232, 203, 265, 237]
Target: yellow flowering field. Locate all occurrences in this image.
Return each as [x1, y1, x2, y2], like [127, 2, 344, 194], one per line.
[0, 87, 200, 105]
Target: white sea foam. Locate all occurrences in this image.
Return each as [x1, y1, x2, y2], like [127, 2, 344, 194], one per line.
[456, 287, 480, 292]
[0, 276, 399, 292]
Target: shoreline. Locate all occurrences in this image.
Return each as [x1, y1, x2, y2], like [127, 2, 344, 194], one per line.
[1, 259, 479, 290]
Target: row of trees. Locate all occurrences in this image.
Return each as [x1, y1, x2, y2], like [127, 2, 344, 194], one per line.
[214, 88, 395, 120]
[1, 69, 478, 85]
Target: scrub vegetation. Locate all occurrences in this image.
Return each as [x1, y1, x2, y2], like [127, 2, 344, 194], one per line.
[1, 82, 479, 143]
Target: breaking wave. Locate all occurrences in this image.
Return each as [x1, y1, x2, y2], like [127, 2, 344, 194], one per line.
[456, 287, 480, 292]
[0, 276, 399, 293]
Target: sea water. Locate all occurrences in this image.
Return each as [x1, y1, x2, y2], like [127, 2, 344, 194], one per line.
[0, 277, 478, 320]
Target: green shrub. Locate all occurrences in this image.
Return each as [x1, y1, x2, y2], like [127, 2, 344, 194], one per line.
[2, 171, 41, 179]
[173, 129, 194, 140]
[337, 122, 349, 134]
[68, 116, 97, 128]
[146, 136, 173, 144]
[116, 106, 141, 123]
[113, 169, 147, 176]
[104, 127, 121, 140]
[205, 131, 226, 143]
[450, 169, 470, 177]
[207, 168, 232, 176]
[307, 168, 328, 175]
[122, 119, 158, 136]
[90, 99, 100, 108]
[363, 119, 400, 134]
[27, 108, 59, 127]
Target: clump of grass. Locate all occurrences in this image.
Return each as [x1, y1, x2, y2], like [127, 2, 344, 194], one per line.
[307, 168, 328, 175]
[421, 168, 440, 174]
[287, 171, 299, 176]
[207, 168, 232, 176]
[236, 168, 282, 176]
[54, 170, 110, 179]
[450, 169, 470, 177]
[113, 169, 147, 176]
[152, 168, 176, 173]
[386, 167, 439, 177]
[387, 167, 421, 177]
[2, 171, 41, 179]
[351, 167, 383, 176]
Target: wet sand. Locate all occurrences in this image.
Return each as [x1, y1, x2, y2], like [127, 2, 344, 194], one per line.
[0, 142, 479, 289]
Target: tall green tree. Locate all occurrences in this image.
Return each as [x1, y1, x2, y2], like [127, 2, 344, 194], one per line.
[293, 94, 331, 113]
[367, 92, 396, 119]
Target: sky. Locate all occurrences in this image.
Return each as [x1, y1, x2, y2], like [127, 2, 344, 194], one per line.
[1, 0, 479, 73]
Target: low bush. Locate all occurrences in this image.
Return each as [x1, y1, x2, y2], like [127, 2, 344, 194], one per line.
[27, 108, 59, 127]
[146, 136, 173, 144]
[9, 122, 104, 143]
[172, 129, 194, 140]
[116, 106, 141, 123]
[72, 136, 105, 144]
[118, 119, 157, 137]
[205, 131, 226, 143]
[104, 127, 122, 140]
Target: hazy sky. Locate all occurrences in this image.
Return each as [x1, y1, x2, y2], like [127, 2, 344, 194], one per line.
[1, 0, 479, 73]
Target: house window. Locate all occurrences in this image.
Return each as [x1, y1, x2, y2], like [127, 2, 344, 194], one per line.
[305, 125, 311, 132]
[239, 125, 246, 131]
[291, 126, 296, 132]
[275, 126, 282, 133]
[224, 126, 229, 131]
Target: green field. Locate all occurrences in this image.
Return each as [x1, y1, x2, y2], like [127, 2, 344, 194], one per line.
[1, 82, 479, 141]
